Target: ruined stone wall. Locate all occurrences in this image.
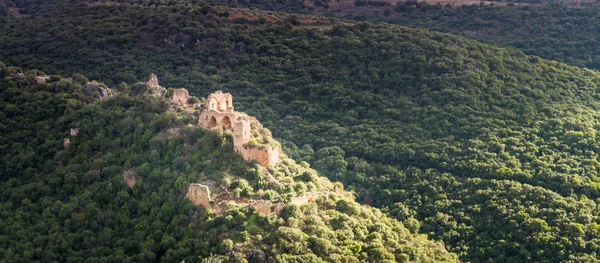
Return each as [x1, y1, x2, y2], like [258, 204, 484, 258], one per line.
[233, 120, 251, 148]
[147, 73, 160, 89]
[186, 184, 211, 207]
[198, 111, 244, 130]
[35, 75, 50, 83]
[248, 200, 274, 214]
[170, 88, 190, 105]
[237, 146, 279, 167]
[206, 91, 233, 113]
[198, 91, 278, 167]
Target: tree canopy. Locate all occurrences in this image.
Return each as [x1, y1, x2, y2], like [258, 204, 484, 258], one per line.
[2, 1, 600, 261]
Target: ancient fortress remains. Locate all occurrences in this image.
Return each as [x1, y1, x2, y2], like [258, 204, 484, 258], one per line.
[140, 74, 279, 167]
[197, 91, 279, 167]
[113, 74, 330, 214]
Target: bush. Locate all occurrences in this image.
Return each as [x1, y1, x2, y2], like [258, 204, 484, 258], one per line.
[165, 88, 174, 98]
[49, 75, 62, 82]
[72, 73, 88, 85]
[188, 96, 199, 104]
[246, 139, 258, 148]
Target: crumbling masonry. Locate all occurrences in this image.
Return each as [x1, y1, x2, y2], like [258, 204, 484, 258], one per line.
[198, 91, 279, 167]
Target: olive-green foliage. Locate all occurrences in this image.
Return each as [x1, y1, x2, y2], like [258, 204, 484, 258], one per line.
[166, 88, 175, 98]
[2, 2, 600, 262]
[0, 64, 457, 262]
[361, 2, 600, 70]
[207, 0, 306, 12]
[201, 254, 227, 263]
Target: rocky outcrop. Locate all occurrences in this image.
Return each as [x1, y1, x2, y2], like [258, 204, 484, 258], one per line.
[170, 88, 190, 105]
[246, 249, 267, 262]
[82, 81, 116, 101]
[186, 184, 211, 207]
[133, 73, 166, 97]
[291, 191, 322, 205]
[248, 200, 274, 214]
[147, 73, 160, 89]
[122, 169, 138, 189]
[35, 75, 50, 83]
[147, 73, 167, 96]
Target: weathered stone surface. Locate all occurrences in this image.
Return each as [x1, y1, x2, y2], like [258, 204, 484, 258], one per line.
[70, 128, 79, 136]
[135, 73, 166, 97]
[246, 249, 267, 263]
[170, 88, 190, 105]
[249, 200, 273, 214]
[206, 91, 233, 112]
[63, 138, 70, 148]
[157, 87, 167, 97]
[186, 184, 211, 207]
[82, 82, 116, 101]
[238, 146, 279, 167]
[291, 192, 321, 205]
[147, 73, 160, 89]
[35, 75, 50, 83]
[198, 91, 279, 167]
[122, 169, 137, 189]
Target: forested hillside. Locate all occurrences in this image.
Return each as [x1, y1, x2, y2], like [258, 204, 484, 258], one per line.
[240, 0, 600, 70]
[349, 2, 600, 70]
[2, 1, 600, 262]
[0, 63, 457, 262]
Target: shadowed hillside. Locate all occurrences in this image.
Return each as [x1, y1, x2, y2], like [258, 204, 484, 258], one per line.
[2, 1, 600, 262]
[0, 63, 457, 262]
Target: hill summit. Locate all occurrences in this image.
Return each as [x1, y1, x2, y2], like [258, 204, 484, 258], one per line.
[0, 64, 458, 262]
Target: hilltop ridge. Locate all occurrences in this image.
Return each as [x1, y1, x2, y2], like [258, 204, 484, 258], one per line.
[122, 74, 369, 220]
[3, 1, 600, 261]
[0, 64, 458, 262]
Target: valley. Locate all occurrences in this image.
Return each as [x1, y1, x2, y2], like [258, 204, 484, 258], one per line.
[2, 0, 600, 262]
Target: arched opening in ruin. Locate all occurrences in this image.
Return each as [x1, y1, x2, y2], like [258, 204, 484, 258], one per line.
[208, 116, 217, 129]
[226, 100, 229, 109]
[221, 116, 232, 130]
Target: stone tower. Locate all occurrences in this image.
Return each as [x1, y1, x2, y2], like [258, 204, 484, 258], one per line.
[234, 121, 251, 149]
[198, 91, 279, 166]
[147, 73, 160, 89]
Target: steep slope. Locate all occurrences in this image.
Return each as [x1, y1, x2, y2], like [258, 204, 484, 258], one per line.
[0, 63, 457, 262]
[2, 2, 600, 262]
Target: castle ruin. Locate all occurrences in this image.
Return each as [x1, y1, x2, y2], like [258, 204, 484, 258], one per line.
[186, 184, 211, 207]
[198, 91, 279, 167]
[147, 73, 160, 90]
[141, 74, 278, 166]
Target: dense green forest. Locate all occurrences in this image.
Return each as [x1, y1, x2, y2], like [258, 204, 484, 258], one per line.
[252, 0, 600, 70]
[3, 1, 600, 262]
[347, 2, 600, 70]
[0, 63, 456, 262]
